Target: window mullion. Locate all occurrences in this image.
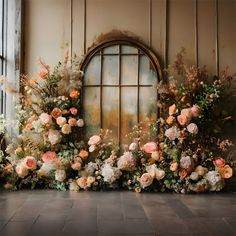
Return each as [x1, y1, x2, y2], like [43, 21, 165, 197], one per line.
[100, 50, 103, 129]
[118, 45, 121, 146]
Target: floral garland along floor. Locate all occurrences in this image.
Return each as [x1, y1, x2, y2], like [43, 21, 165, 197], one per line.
[0, 51, 235, 193]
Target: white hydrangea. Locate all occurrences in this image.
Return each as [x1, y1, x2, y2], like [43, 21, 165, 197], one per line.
[101, 163, 122, 184]
[84, 162, 99, 175]
[204, 170, 224, 191]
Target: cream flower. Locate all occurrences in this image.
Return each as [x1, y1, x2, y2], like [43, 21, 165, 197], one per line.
[55, 169, 66, 182]
[139, 173, 153, 188]
[77, 119, 84, 127]
[48, 129, 62, 145]
[16, 162, 29, 178]
[56, 116, 67, 127]
[61, 124, 71, 134]
[39, 113, 52, 125]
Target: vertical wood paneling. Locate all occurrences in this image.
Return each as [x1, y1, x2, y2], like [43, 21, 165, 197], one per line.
[218, 0, 236, 74]
[86, 0, 149, 50]
[198, 0, 216, 74]
[151, 0, 165, 67]
[168, 0, 195, 65]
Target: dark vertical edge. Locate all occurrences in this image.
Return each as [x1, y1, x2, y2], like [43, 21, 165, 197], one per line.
[215, 0, 219, 76]
[100, 50, 103, 129]
[70, 0, 73, 57]
[0, 0, 4, 114]
[118, 45, 121, 146]
[83, 0, 86, 54]
[149, 0, 152, 48]
[137, 52, 140, 124]
[164, 0, 168, 69]
[195, 0, 198, 67]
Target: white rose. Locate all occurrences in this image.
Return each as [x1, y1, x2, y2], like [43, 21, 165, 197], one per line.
[187, 123, 199, 134]
[55, 169, 66, 182]
[56, 116, 67, 127]
[190, 172, 199, 181]
[129, 142, 138, 151]
[77, 119, 84, 127]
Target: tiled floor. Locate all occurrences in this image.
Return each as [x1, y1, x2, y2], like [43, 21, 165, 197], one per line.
[0, 190, 236, 236]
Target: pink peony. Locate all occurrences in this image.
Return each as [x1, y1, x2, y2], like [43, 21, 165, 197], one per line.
[48, 129, 62, 145]
[191, 105, 201, 117]
[143, 142, 158, 154]
[187, 123, 199, 134]
[213, 158, 226, 168]
[42, 151, 58, 163]
[70, 107, 78, 115]
[139, 173, 153, 188]
[24, 156, 37, 170]
[117, 152, 136, 171]
[169, 104, 178, 116]
[88, 135, 101, 146]
[39, 113, 52, 125]
[165, 126, 180, 141]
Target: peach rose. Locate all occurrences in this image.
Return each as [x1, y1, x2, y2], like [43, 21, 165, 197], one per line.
[170, 162, 178, 172]
[219, 165, 233, 179]
[40, 113, 52, 125]
[51, 108, 62, 119]
[191, 105, 201, 117]
[181, 108, 192, 118]
[135, 187, 141, 193]
[139, 173, 153, 188]
[38, 71, 47, 79]
[88, 135, 101, 146]
[42, 151, 58, 163]
[29, 114, 37, 122]
[16, 163, 29, 178]
[166, 116, 175, 125]
[61, 124, 71, 134]
[70, 107, 78, 115]
[79, 150, 89, 159]
[70, 90, 80, 98]
[56, 116, 67, 127]
[48, 129, 62, 145]
[177, 114, 191, 126]
[25, 123, 33, 131]
[165, 126, 179, 141]
[76, 176, 87, 189]
[213, 158, 225, 168]
[86, 176, 95, 187]
[187, 123, 199, 134]
[143, 142, 157, 154]
[24, 156, 37, 170]
[68, 118, 77, 126]
[169, 104, 178, 116]
[4, 164, 13, 173]
[71, 162, 82, 171]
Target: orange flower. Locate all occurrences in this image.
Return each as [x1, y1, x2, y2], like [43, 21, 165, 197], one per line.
[79, 150, 89, 159]
[29, 114, 37, 122]
[179, 169, 188, 180]
[30, 77, 37, 84]
[219, 165, 233, 179]
[24, 98, 32, 105]
[51, 108, 62, 119]
[68, 118, 77, 126]
[38, 71, 48, 79]
[25, 123, 33, 131]
[70, 90, 80, 98]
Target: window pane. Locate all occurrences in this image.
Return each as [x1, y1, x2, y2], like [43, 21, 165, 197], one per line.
[140, 55, 157, 85]
[102, 87, 119, 142]
[121, 87, 137, 145]
[84, 55, 100, 85]
[83, 87, 100, 137]
[103, 55, 118, 85]
[121, 45, 138, 54]
[121, 55, 138, 85]
[103, 45, 119, 54]
[139, 87, 157, 122]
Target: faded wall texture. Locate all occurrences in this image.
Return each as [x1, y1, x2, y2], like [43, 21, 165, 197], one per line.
[24, 0, 236, 77]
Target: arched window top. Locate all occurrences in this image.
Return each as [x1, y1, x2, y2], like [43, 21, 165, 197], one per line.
[80, 36, 162, 145]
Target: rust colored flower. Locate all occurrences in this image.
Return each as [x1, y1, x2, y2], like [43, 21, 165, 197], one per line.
[79, 150, 89, 159]
[70, 90, 80, 98]
[179, 169, 188, 180]
[29, 114, 37, 122]
[38, 71, 48, 79]
[30, 77, 37, 84]
[51, 108, 62, 119]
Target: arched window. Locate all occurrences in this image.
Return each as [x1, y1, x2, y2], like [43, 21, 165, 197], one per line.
[80, 37, 162, 145]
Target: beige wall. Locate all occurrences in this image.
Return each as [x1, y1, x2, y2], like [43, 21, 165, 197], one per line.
[24, 0, 236, 77]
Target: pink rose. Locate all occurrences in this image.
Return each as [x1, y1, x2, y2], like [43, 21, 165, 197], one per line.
[71, 162, 82, 171]
[24, 156, 37, 170]
[165, 126, 179, 141]
[166, 116, 175, 125]
[40, 113, 52, 125]
[117, 152, 136, 171]
[187, 123, 199, 134]
[16, 163, 29, 178]
[177, 114, 191, 126]
[42, 151, 58, 163]
[181, 108, 192, 118]
[170, 162, 178, 171]
[139, 173, 153, 188]
[143, 142, 157, 154]
[213, 158, 226, 168]
[191, 105, 201, 117]
[70, 107, 78, 115]
[169, 104, 178, 116]
[88, 135, 101, 146]
[48, 129, 62, 145]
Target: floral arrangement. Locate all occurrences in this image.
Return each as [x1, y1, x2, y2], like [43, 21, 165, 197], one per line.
[0, 51, 235, 193]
